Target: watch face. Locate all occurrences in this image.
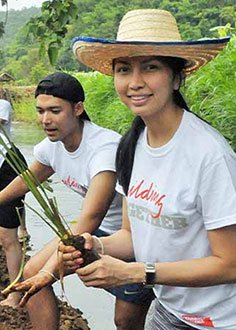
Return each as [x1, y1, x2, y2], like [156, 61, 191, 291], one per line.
[144, 263, 156, 287]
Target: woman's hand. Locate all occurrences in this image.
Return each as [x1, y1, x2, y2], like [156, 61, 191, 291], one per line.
[58, 233, 96, 271]
[76, 255, 135, 289]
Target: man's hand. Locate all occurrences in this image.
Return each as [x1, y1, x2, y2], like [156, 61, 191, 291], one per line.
[11, 271, 55, 307]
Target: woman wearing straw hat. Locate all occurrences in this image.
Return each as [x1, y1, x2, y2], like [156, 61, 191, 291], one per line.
[59, 8, 236, 329]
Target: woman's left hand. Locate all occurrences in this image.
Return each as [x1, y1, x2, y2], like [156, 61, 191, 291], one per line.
[76, 255, 132, 288]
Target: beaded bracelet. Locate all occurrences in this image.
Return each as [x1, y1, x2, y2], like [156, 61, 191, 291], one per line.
[39, 269, 59, 282]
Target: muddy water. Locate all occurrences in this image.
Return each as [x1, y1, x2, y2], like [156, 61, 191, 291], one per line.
[12, 122, 116, 330]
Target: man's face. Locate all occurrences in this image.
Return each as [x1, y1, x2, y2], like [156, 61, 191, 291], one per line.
[36, 94, 79, 148]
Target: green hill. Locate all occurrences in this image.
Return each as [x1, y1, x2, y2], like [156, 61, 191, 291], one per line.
[0, 6, 40, 46]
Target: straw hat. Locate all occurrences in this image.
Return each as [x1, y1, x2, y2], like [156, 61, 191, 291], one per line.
[73, 9, 230, 76]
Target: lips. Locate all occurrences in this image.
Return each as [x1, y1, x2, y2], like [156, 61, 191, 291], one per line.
[128, 94, 152, 106]
[44, 128, 57, 135]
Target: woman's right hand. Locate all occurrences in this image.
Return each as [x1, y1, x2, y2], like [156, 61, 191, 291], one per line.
[58, 233, 95, 271]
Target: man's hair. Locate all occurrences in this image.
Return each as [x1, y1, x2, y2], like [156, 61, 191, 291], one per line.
[35, 72, 90, 120]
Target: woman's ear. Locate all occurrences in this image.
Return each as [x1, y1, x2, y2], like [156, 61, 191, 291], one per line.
[74, 101, 84, 117]
[173, 74, 181, 91]
[174, 72, 185, 91]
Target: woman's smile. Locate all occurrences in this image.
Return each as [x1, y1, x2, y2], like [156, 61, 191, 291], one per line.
[114, 56, 178, 118]
[128, 94, 153, 106]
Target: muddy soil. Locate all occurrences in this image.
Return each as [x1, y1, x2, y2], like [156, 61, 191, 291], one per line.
[0, 246, 90, 330]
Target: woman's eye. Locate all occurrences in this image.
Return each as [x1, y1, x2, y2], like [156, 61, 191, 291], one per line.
[145, 64, 159, 71]
[115, 66, 129, 74]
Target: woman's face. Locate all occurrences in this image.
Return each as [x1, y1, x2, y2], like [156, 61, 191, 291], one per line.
[114, 56, 179, 119]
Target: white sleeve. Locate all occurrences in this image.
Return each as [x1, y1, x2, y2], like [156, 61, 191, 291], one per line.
[33, 138, 51, 166]
[88, 140, 118, 179]
[0, 107, 10, 122]
[198, 154, 236, 230]
[115, 181, 126, 196]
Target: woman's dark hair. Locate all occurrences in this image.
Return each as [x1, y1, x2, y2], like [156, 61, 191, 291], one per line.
[115, 56, 188, 195]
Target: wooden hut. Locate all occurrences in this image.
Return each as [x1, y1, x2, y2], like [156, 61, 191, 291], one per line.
[0, 72, 15, 83]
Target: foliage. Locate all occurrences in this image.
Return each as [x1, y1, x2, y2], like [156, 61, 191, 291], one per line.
[0, 6, 40, 45]
[184, 36, 236, 149]
[0, 6, 51, 84]
[0, 0, 7, 38]
[0, 0, 235, 146]
[9, 34, 235, 149]
[0, 0, 235, 77]
[26, 0, 78, 66]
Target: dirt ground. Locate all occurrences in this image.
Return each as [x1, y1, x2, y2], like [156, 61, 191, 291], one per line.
[0, 246, 90, 330]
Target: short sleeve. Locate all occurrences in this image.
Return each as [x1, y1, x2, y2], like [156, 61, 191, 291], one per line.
[115, 181, 125, 196]
[33, 139, 51, 166]
[0, 101, 11, 122]
[88, 140, 118, 179]
[198, 154, 236, 230]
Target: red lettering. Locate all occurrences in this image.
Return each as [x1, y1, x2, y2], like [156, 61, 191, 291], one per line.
[128, 179, 166, 219]
[62, 175, 79, 189]
[128, 179, 145, 198]
[150, 194, 166, 219]
[182, 315, 214, 327]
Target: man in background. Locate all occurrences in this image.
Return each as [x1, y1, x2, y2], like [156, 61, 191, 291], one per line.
[0, 99, 12, 137]
[0, 99, 29, 243]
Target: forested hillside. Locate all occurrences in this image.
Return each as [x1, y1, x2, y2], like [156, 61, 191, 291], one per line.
[0, 0, 235, 84]
[0, 6, 40, 46]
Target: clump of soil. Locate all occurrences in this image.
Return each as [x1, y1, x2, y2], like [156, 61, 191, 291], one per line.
[0, 246, 90, 330]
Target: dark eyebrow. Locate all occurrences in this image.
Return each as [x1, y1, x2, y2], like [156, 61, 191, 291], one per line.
[36, 106, 62, 111]
[141, 57, 160, 64]
[114, 59, 130, 65]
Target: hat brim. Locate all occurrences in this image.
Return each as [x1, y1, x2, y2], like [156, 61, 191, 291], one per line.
[73, 37, 230, 76]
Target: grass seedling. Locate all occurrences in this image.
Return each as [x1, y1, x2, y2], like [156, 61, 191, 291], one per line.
[1, 208, 27, 297]
[0, 128, 100, 296]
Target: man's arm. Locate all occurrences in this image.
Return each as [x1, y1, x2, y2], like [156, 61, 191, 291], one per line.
[70, 170, 117, 235]
[9, 170, 119, 304]
[29, 170, 117, 271]
[0, 160, 54, 204]
[39, 170, 118, 274]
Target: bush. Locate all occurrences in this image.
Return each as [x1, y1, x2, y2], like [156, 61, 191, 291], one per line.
[184, 36, 236, 149]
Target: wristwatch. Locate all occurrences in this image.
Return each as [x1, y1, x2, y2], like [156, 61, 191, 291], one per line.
[143, 263, 156, 288]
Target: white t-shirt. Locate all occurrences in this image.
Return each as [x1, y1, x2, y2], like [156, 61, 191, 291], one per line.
[0, 133, 10, 167]
[120, 111, 236, 329]
[34, 120, 122, 234]
[0, 99, 12, 137]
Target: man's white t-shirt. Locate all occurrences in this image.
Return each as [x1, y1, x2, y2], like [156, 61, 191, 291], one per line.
[0, 99, 12, 137]
[120, 111, 236, 329]
[34, 120, 122, 235]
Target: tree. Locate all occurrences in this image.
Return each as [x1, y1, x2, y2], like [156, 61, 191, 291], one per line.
[0, 0, 7, 38]
[1, 0, 235, 80]
[26, 0, 78, 65]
